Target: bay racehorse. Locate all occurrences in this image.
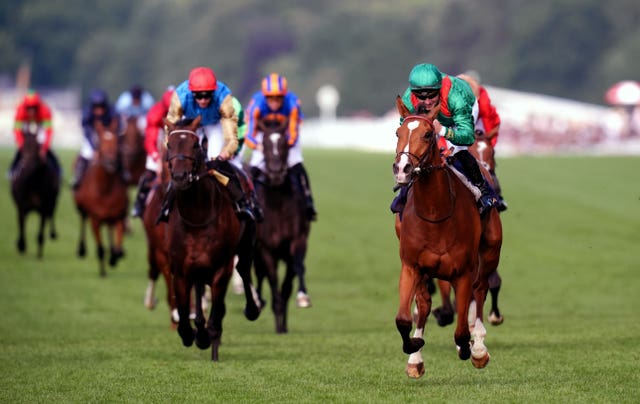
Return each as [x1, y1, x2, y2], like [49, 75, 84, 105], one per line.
[252, 120, 312, 333]
[141, 134, 177, 324]
[120, 116, 146, 186]
[432, 132, 505, 328]
[392, 97, 501, 378]
[11, 125, 60, 258]
[73, 119, 128, 276]
[164, 116, 262, 361]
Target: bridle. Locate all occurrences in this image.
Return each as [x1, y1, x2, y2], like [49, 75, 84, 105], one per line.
[395, 115, 446, 186]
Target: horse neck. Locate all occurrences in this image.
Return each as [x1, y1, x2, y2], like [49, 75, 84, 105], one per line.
[412, 146, 453, 217]
[89, 161, 121, 192]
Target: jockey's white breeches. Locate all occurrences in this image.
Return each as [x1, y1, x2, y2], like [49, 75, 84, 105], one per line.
[247, 131, 304, 171]
[145, 155, 160, 172]
[80, 136, 95, 160]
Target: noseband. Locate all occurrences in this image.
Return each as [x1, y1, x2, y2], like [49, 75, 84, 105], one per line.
[396, 116, 446, 180]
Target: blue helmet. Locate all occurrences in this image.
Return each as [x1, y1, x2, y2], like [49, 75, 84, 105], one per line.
[89, 89, 109, 106]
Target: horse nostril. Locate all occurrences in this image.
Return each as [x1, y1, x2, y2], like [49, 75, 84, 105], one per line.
[403, 164, 412, 174]
[392, 163, 399, 175]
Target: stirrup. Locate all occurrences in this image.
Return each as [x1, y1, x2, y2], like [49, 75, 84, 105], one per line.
[235, 201, 255, 222]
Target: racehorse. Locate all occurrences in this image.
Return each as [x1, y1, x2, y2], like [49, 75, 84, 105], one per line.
[11, 125, 59, 258]
[164, 116, 262, 361]
[120, 116, 146, 185]
[73, 119, 128, 277]
[252, 120, 312, 333]
[432, 132, 505, 328]
[392, 97, 501, 378]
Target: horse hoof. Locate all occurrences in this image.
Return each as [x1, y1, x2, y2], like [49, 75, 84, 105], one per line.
[489, 312, 504, 326]
[433, 307, 454, 327]
[144, 297, 158, 310]
[296, 291, 312, 308]
[471, 352, 490, 368]
[457, 344, 471, 360]
[17, 239, 26, 254]
[50, 232, 57, 240]
[178, 328, 195, 347]
[405, 362, 425, 379]
[403, 337, 425, 354]
[243, 305, 261, 321]
[195, 331, 211, 350]
[77, 243, 86, 258]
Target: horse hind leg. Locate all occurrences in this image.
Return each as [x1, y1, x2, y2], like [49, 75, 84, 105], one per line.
[488, 271, 504, 325]
[16, 212, 26, 254]
[108, 220, 126, 267]
[432, 279, 455, 327]
[90, 218, 106, 277]
[237, 224, 262, 322]
[207, 266, 232, 361]
[77, 212, 87, 258]
[173, 273, 195, 347]
[36, 213, 47, 259]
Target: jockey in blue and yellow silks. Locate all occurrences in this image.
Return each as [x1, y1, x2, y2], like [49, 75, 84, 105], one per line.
[392, 63, 497, 215]
[157, 66, 261, 223]
[244, 73, 317, 221]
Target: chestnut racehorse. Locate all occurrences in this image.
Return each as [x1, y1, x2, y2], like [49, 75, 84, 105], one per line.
[252, 120, 312, 333]
[432, 133, 505, 328]
[11, 126, 60, 258]
[120, 117, 146, 186]
[73, 119, 128, 277]
[164, 116, 262, 361]
[392, 97, 500, 378]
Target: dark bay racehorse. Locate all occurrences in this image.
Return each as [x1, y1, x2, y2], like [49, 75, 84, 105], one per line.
[164, 116, 262, 361]
[120, 117, 146, 186]
[432, 133, 505, 328]
[73, 120, 128, 276]
[11, 126, 59, 258]
[252, 120, 312, 333]
[392, 97, 500, 378]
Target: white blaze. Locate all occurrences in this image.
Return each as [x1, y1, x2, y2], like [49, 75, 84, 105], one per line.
[269, 133, 281, 156]
[396, 120, 418, 183]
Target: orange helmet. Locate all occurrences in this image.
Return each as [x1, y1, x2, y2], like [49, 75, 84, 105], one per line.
[261, 73, 288, 96]
[24, 90, 41, 107]
[188, 67, 217, 92]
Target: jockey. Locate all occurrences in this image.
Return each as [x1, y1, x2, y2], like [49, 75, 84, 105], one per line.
[131, 87, 174, 218]
[10, 90, 61, 177]
[457, 71, 507, 211]
[72, 88, 121, 188]
[115, 84, 155, 132]
[393, 63, 498, 215]
[244, 73, 317, 221]
[159, 66, 258, 222]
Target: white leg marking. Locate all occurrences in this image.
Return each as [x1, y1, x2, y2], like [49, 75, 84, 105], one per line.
[471, 318, 488, 358]
[407, 327, 424, 364]
[144, 280, 157, 309]
[468, 299, 477, 330]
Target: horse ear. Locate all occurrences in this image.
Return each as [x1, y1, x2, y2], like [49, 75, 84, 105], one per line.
[396, 95, 410, 118]
[192, 115, 202, 129]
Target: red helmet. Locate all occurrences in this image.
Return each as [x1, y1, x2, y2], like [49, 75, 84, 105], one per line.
[24, 90, 41, 107]
[261, 73, 288, 96]
[188, 67, 217, 92]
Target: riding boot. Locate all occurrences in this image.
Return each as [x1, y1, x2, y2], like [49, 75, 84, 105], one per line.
[289, 163, 317, 221]
[206, 160, 256, 222]
[46, 150, 62, 176]
[390, 185, 409, 220]
[490, 169, 508, 212]
[132, 169, 157, 218]
[455, 150, 497, 215]
[156, 181, 176, 224]
[8, 150, 21, 180]
[71, 157, 90, 189]
[232, 164, 264, 222]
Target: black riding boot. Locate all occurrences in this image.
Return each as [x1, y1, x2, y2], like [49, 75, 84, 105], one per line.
[8, 150, 22, 179]
[455, 150, 497, 215]
[71, 157, 90, 189]
[132, 169, 156, 218]
[46, 150, 62, 176]
[156, 181, 176, 224]
[289, 163, 317, 221]
[206, 160, 256, 222]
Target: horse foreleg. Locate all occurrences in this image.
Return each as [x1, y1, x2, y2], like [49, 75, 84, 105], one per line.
[77, 212, 87, 258]
[406, 275, 432, 379]
[207, 264, 232, 362]
[291, 247, 311, 308]
[49, 214, 57, 240]
[451, 274, 473, 360]
[36, 213, 46, 259]
[396, 263, 424, 355]
[236, 236, 262, 322]
[173, 272, 194, 347]
[16, 211, 26, 254]
[90, 218, 105, 277]
[109, 220, 125, 267]
[194, 282, 211, 350]
[433, 279, 455, 327]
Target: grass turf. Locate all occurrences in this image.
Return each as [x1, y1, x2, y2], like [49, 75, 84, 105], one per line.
[0, 148, 638, 403]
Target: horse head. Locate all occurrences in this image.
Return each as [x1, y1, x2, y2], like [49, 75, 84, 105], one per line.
[393, 96, 442, 186]
[470, 130, 495, 172]
[94, 119, 120, 173]
[259, 119, 289, 186]
[20, 123, 42, 162]
[164, 115, 204, 190]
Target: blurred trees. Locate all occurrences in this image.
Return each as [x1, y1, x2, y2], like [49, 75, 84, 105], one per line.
[1, 0, 639, 115]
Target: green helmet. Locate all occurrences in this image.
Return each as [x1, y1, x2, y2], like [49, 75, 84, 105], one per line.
[408, 63, 442, 90]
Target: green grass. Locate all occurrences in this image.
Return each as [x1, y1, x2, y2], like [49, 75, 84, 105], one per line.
[0, 148, 639, 403]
